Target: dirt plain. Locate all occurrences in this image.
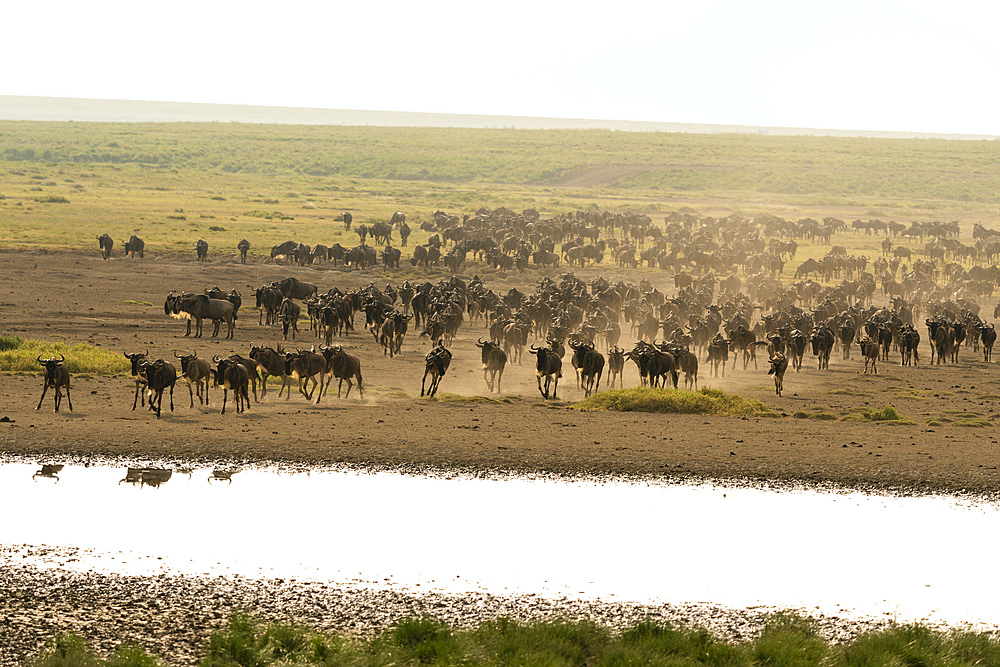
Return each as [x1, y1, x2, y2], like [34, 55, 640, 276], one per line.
[4, 248, 1000, 664]
[1, 249, 999, 494]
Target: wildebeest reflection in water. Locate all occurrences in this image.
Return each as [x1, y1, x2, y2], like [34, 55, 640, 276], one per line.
[118, 468, 173, 488]
[32, 464, 64, 482]
[208, 469, 238, 485]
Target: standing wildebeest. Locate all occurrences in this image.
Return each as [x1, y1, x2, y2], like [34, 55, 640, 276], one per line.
[123, 234, 144, 258]
[858, 338, 880, 374]
[900, 324, 920, 366]
[270, 240, 297, 263]
[237, 239, 251, 264]
[342, 211, 353, 230]
[476, 338, 507, 393]
[279, 298, 301, 340]
[195, 239, 208, 262]
[529, 344, 562, 399]
[165, 293, 235, 338]
[35, 355, 72, 412]
[607, 346, 626, 388]
[249, 344, 291, 398]
[213, 356, 250, 414]
[767, 353, 788, 397]
[174, 352, 212, 407]
[254, 285, 283, 325]
[421, 341, 452, 397]
[97, 234, 114, 260]
[399, 221, 411, 246]
[124, 349, 149, 410]
[277, 277, 318, 300]
[382, 245, 401, 269]
[319, 345, 364, 399]
[142, 359, 177, 418]
[979, 323, 996, 362]
[810, 325, 835, 370]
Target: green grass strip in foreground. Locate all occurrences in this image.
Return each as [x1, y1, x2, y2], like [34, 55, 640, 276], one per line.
[29, 613, 1000, 666]
[0, 336, 129, 376]
[575, 386, 778, 417]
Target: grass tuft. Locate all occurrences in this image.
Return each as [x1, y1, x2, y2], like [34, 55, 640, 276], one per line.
[0, 338, 130, 376]
[842, 405, 916, 425]
[575, 387, 777, 417]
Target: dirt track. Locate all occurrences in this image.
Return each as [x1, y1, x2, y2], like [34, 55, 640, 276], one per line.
[2, 250, 1000, 494]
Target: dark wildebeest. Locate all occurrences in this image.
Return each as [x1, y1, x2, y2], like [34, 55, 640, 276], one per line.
[164, 293, 235, 338]
[237, 239, 251, 264]
[788, 329, 808, 371]
[319, 345, 364, 399]
[382, 245, 401, 269]
[926, 318, 954, 365]
[421, 341, 452, 397]
[284, 349, 325, 401]
[124, 349, 150, 410]
[254, 285, 283, 325]
[900, 324, 920, 366]
[399, 221, 411, 246]
[607, 346, 626, 388]
[858, 337, 880, 374]
[979, 323, 997, 362]
[123, 234, 145, 258]
[767, 353, 788, 397]
[97, 234, 113, 260]
[142, 359, 177, 418]
[277, 277, 318, 300]
[213, 356, 250, 414]
[174, 352, 212, 408]
[810, 325, 835, 370]
[529, 344, 562, 399]
[706, 334, 729, 378]
[571, 341, 605, 397]
[270, 240, 297, 263]
[195, 239, 208, 262]
[342, 211, 353, 230]
[248, 344, 290, 399]
[35, 355, 72, 412]
[476, 338, 507, 393]
[279, 298, 301, 340]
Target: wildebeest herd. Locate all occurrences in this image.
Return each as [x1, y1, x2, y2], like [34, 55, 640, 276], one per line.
[41, 207, 1000, 415]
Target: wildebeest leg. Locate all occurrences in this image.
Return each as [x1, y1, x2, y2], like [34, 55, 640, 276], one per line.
[133, 381, 142, 410]
[536, 374, 545, 399]
[551, 375, 558, 400]
[496, 368, 502, 394]
[169, 385, 174, 412]
[421, 369, 429, 397]
[221, 388, 228, 414]
[189, 383, 195, 408]
[185, 319, 192, 336]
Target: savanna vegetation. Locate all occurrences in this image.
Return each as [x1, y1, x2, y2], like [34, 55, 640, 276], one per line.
[0, 121, 998, 259]
[30, 614, 1000, 667]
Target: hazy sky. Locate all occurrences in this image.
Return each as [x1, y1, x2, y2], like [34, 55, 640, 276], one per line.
[6, 0, 998, 134]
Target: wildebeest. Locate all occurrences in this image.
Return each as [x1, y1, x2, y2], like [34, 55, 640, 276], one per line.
[97, 234, 113, 260]
[980, 323, 997, 362]
[706, 334, 729, 377]
[607, 345, 626, 388]
[195, 239, 208, 262]
[279, 298, 301, 340]
[319, 345, 364, 399]
[277, 277, 318, 300]
[213, 356, 250, 414]
[174, 352, 212, 407]
[164, 293, 235, 338]
[35, 355, 72, 412]
[248, 344, 290, 399]
[271, 240, 297, 263]
[142, 359, 177, 418]
[476, 338, 507, 393]
[810, 325, 835, 370]
[237, 239, 251, 264]
[421, 341, 452, 397]
[571, 341, 605, 397]
[342, 211, 353, 230]
[529, 344, 562, 399]
[254, 285, 283, 325]
[382, 244, 401, 269]
[284, 349, 325, 401]
[767, 353, 788, 397]
[124, 349, 149, 410]
[858, 337, 880, 374]
[123, 234, 145, 258]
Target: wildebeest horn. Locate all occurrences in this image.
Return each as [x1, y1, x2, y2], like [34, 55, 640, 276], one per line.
[58, 354, 65, 362]
[144, 349, 149, 357]
[174, 352, 184, 359]
[213, 354, 221, 362]
[36, 355, 44, 363]
[530, 344, 539, 351]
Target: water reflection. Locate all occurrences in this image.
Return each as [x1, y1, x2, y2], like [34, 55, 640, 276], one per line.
[31, 464, 63, 482]
[2, 461, 999, 628]
[118, 468, 173, 488]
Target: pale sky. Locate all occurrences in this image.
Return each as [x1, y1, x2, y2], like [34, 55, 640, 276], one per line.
[5, 0, 999, 135]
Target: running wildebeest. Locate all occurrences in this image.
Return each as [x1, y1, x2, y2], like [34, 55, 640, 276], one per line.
[476, 338, 507, 393]
[142, 359, 177, 418]
[421, 341, 452, 397]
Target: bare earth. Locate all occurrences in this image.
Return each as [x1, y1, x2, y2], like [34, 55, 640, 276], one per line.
[2, 249, 999, 495]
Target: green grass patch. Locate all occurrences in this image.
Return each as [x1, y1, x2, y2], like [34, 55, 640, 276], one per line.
[952, 418, 992, 428]
[120, 299, 154, 306]
[30, 613, 1000, 667]
[575, 387, 777, 417]
[0, 337, 129, 376]
[842, 405, 916, 425]
[825, 388, 872, 397]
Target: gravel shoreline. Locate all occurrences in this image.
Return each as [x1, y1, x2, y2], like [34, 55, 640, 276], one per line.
[3, 546, 906, 667]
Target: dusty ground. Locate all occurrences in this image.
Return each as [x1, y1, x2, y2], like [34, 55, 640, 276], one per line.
[1, 249, 999, 494]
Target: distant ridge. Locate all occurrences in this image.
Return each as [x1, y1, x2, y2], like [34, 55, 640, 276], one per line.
[0, 95, 996, 141]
